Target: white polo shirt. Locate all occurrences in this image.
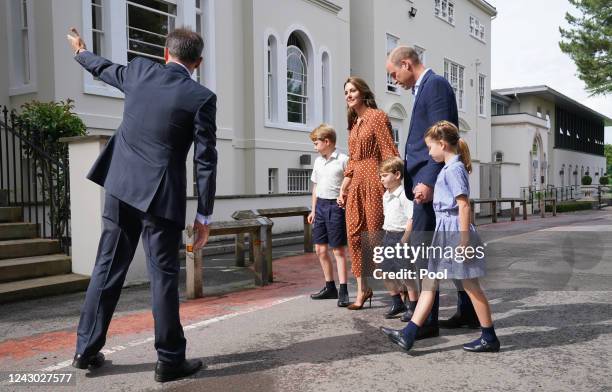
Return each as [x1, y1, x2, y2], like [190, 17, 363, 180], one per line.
[383, 186, 414, 232]
[311, 150, 349, 199]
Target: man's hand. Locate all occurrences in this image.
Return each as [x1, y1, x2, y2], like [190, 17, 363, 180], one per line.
[307, 211, 315, 224]
[67, 27, 87, 54]
[193, 219, 210, 251]
[413, 183, 433, 204]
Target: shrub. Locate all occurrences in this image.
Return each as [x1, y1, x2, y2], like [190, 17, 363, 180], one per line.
[545, 201, 593, 213]
[600, 176, 609, 185]
[581, 175, 592, 185]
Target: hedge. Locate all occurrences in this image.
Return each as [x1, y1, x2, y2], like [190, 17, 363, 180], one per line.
[545, 201, 593, 213]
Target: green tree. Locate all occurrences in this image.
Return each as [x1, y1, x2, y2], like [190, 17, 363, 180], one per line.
[606, 143, 612, 175]
[559, 0, 612, 95]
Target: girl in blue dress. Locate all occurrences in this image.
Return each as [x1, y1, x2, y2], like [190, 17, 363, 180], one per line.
[381, 120, 500, 353]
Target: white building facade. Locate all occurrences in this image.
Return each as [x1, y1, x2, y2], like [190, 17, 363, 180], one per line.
[350, 0, 497, 200]
[492, 86, 608, 198]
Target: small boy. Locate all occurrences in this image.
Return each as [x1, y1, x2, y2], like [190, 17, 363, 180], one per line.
[308, 124, 350, 307]
[379, 157, 419, 320]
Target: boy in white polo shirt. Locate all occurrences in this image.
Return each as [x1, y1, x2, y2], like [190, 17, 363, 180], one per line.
[379, 157, 419, 321]
[307, 124, 350, 307]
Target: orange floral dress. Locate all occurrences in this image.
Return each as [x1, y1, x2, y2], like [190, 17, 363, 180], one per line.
[344, 108, 400, 277]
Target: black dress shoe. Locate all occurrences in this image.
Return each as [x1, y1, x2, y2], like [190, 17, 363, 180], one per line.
[439, 312, 480, 329]
[337, 290, 349, 307]
[384, 302, 407, 319]
[463, 337, 501, 352]
[154, 358, 204, 383]
[72, 352, 105, 369]
[415, 324, 440, 340]
[400, 308, 414, 322]
[379, 327, 414, 351]
[310, 286, 338, 300]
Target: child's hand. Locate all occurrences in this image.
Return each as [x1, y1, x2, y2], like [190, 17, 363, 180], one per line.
[400, 232, 410, 244]
[307, 212, 315, 224]
[336, 194, 345, 208]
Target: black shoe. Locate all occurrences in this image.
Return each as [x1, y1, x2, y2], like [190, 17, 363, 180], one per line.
[400, 308, 414, 322]
[154, 359, 204, 383]
[415, 324, 440, 340]
[310, 286, 338, 300]
[379, 327, 414, 351]
[337, 290, 349, 307]
[463, 337, 501, 353]
[72, 352, 105, 369]
[384, 302, 407, 319]
[439, 312, 480, 329]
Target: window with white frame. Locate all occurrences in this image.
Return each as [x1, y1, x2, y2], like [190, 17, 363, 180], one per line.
[392, 127, 400, 148]
[469, 15, 485, 41]
[268, 168, 278, 194]
[7, 0, 36, 94]
[386, 33, 400, 93]
[478, 74, 486, 116]
[414, 45, 426, 65]
[126, 0, 177, 63]
[195, 0, 203, 83]
[321, 52, 331, 123]
[434, 0, 455, 25]
[91, 0, 105, 56]
[444, 59, 464, 110]
[288, 169, 312, 193]
[287, 33, 309, 124]
[266, 35, 278, 122]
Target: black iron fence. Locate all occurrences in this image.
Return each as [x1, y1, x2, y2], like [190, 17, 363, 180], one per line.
[521, 185, 610, 214]
[0, 106, 70, 253]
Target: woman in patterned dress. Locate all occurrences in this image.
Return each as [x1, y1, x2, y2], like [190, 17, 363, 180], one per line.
[337, 77, 400, 309]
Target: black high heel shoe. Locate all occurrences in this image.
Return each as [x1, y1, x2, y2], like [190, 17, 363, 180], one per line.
[347, 288, 373, 310]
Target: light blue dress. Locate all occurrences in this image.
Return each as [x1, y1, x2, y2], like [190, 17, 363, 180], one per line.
[427, 155, 485, 279]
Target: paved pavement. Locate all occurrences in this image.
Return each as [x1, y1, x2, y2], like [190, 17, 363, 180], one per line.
[0, 208, 611, 391]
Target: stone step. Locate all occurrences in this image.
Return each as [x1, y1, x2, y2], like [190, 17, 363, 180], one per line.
[0, 238, 62, 259]
[0, 190, 7, 206]
[0, 254, 72, 283]
[0, 222, 38, 240]
[0, 206, 23, 223]
[0, 273, 90, 304]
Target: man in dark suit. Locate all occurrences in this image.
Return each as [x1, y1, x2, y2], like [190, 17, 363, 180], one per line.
[67, 27, 216, 382]
[380, 46, 478, 346]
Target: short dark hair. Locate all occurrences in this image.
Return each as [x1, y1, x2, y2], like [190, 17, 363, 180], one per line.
[165, 28, 204, 63]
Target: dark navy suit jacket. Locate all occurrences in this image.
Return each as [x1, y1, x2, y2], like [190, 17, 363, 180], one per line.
[404, 70, 458, 200]
[75, 51, 217, 226]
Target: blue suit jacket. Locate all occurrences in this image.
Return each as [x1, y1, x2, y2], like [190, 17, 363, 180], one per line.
[404, 70, 458, 200]
[75, 51, 217, 226]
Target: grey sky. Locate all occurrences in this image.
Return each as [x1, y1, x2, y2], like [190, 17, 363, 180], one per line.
[489, 0, 612, 143]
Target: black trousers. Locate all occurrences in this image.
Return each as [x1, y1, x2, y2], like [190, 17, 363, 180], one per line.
[76, 193, 186, 364]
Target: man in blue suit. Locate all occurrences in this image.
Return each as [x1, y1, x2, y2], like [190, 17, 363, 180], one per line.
[380, 46, 478, 347]
[67, 27, 216, 382]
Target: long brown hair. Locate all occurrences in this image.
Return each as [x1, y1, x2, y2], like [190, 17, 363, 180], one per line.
[425, 120, 472, 174]
[344, 77, 378, 130]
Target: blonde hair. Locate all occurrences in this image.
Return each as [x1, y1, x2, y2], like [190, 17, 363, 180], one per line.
[344, 76, 378, 130]
[379, 156, 404, 179]
[309, 123, 336, 144]
[425, 120, 472, 174]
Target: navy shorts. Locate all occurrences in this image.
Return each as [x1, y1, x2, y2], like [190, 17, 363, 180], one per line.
[312, 198, 347, 248]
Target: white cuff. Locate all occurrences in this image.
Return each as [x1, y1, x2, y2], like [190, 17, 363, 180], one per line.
[196, 213, 211, 225]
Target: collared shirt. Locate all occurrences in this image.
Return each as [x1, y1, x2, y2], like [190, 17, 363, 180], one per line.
[311, 150, 349, 199]
[433, 154, 470, 213]
[412, 68, 432, 97]
[383, 186, 414, 232]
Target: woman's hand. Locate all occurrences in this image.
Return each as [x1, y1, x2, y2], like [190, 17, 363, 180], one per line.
[336, 194, 346, 208]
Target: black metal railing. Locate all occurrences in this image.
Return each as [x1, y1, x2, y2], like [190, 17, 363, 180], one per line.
[520, 184, 610, 213]
[0, 106, 71, 254]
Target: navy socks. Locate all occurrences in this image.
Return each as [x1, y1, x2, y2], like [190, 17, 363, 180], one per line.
[425, 291, 440, 326]
[401, 321, 419, 341]
[339, 283, 348, 294]
[408, 300, 417, 311]
[325, 281, 336, 290]
[481, 325, 498, 342]
[391, 294, 403, 307]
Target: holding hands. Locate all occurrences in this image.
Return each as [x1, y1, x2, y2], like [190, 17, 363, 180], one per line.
[413, 182, 433, 204]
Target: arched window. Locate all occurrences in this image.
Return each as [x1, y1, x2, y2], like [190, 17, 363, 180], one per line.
[266, 35, 278, 121]
[287, 33, 308, 124]
[321, 51, 330, 123]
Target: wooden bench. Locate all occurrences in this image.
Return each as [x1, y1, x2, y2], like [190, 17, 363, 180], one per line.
[469, 198, 498, 224]
[184, 218, 273, 299]
[232, 207, 313, 277]
[497, 198, 528, 221]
